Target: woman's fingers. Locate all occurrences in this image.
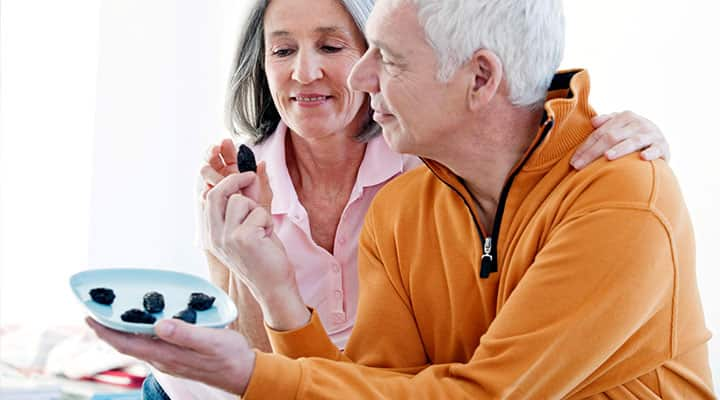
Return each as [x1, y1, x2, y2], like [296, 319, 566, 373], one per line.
[220, 139, 238, 170]
[590, 113, 616, 128]
[571, 111, 669, 169]
[207, 145, 225, 171]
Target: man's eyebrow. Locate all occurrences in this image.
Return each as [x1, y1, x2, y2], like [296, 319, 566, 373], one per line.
[370, 39, 404, 60]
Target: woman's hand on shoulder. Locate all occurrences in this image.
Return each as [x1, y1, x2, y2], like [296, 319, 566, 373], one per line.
[571, 111, 670, 169]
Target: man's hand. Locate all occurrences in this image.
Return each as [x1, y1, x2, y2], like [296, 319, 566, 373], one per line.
[570, 111, 670, 169]
[200, 139, 272, 208]
[86, 317, 256, 396]
[205, 173, 311, 331]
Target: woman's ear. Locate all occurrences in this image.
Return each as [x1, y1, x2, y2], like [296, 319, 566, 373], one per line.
[467, 49, 504, 111]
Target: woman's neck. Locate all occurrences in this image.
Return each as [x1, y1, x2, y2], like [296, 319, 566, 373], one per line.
[285, 130, 367, 197]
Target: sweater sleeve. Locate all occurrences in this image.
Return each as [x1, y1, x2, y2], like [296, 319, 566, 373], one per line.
[244, 205, 677, 399]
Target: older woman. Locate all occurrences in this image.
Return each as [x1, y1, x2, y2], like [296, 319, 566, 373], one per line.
[142, 0, 668, 398]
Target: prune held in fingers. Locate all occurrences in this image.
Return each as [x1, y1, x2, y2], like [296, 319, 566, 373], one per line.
[172, 308, 197, 324]
[121, 309, 156, 324]
[236, 144, 257, 173]
[188, 292, 216, 310]
[89, 288, 115, 305]
[143, 291, 165, 313]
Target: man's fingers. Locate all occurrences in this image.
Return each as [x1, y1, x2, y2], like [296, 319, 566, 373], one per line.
[256, 162, 273, 211]
[201, 165, 225, 187]
[225, 194, 257, 227]
[154, 319, 229, 355]
[206, 173, 257, 245]
[242, 205, 275, 238]
[87, 318, 222, 381]
[86, 317, 170, 361]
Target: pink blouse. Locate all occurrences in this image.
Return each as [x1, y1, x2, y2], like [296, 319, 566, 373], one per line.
[258, 122, 419, 347]
[155, 123, 420, 399]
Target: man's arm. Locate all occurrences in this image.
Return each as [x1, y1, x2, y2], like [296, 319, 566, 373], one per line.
[245, 202, 678, 398]
[206, 251, 271, 352]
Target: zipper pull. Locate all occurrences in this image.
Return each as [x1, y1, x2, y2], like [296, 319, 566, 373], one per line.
[480, 237, 493, 278]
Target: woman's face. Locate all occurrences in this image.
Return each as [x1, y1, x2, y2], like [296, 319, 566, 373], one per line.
[263, 0, 369, 140]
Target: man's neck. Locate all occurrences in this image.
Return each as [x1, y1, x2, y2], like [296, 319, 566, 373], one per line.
[435, 106, 544, 230]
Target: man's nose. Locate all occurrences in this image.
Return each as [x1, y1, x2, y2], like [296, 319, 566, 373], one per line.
[348, 50, 378, 94]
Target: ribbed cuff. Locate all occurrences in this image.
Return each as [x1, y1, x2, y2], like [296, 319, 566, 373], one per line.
[266, 307, 341, 360]
[242, 350, 302, 399]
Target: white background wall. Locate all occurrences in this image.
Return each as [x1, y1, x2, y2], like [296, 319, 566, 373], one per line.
[1, 0, 718, 389]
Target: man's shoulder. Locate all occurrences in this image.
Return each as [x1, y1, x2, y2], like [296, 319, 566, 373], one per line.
[568, 154, 685, 217]
[367, 164, 439, 219]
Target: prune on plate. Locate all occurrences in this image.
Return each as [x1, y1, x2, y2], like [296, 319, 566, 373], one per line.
[188, 292, 216, 311]
[172, 308, 197, 324]
[143, 291, 165, 313]
[120, 308, 156, 324]
[89, 288, 115, 305]
[236, 144, 257, 173]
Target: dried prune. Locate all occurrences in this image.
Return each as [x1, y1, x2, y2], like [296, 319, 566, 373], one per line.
[120, 309, 156, 324]
[172, 308, 197, 324]
[143, 291, 165, 313]
[89, 288, 115, 305]
[188, 292, 216, 311]
[236, 144, 257, 173]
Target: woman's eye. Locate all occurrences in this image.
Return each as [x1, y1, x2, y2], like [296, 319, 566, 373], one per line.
[321, 46, 342, 54]
[272, 48, 294, 57]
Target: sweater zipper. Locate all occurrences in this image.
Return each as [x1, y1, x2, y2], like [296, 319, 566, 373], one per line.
[481, 119, 555, 278]
[428, 119, 555, 279]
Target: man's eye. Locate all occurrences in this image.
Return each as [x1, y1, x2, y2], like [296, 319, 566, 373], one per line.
[272, 48, 294, 57]
[381, 57, 395, 67]
[321, 46, 342, 53]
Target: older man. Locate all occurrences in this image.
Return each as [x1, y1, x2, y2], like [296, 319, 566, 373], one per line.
[90, 0, 714, 398]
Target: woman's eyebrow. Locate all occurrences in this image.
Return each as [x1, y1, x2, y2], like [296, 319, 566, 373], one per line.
[314, 26, 353, 36]
[268, 26, 352, 38]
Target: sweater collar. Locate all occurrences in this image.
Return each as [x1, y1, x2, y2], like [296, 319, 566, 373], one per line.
[422, 69, 595, 185]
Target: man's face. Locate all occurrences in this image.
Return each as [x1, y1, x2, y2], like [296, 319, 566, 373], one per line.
[348, 0, 467, 157]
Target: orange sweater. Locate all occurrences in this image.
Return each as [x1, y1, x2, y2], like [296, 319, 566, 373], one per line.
[243, 70, 714, 399]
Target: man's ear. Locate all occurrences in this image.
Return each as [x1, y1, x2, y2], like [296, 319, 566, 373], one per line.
[467, 49, 504, 111]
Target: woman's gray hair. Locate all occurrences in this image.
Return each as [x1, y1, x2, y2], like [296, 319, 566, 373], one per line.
[226, 0, 379, 144]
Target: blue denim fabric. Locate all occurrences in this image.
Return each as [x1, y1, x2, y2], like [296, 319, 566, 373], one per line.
[142, 373, 171, 400]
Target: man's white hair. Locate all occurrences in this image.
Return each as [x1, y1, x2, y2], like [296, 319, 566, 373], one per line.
[405, 0, 565, 108]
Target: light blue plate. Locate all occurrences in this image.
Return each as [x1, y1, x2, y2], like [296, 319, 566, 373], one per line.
[70, 268, 237, 335]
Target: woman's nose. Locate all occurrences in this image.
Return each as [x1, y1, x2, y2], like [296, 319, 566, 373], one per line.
[291, 50, 324, 84]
